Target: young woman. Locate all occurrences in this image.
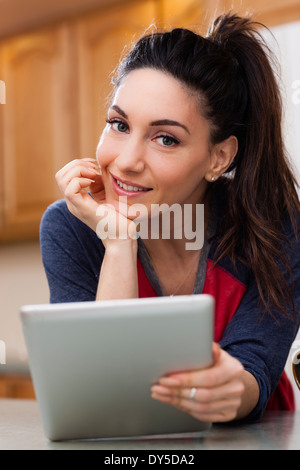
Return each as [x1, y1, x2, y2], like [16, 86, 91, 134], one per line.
[40, 12, 300, 424]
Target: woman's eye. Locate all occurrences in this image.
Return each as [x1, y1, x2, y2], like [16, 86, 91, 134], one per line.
[156, 135, 180, 147]
[106, 119, 128, 133]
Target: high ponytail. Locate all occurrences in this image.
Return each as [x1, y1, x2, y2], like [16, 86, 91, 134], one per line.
[114, 12, 300, 318]
[206, 13, 300, 318]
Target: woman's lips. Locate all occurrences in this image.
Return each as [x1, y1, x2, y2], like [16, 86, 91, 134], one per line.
[110, 173, 152, 197]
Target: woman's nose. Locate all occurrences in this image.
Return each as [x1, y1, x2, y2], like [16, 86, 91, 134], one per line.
[115, 137, 146, 174]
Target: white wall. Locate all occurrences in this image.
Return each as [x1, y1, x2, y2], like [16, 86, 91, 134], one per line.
[263, 20, 300, 183]
[275, 19, 300, 407]
[263, 20, 300, 409]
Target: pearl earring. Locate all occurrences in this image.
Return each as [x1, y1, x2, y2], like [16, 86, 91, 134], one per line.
[211, 176, 216, 181]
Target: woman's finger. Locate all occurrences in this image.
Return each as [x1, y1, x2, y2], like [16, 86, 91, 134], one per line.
[56, 159, 100, 182]
[158, 350, 244, 389]
[57, 157, 98, 173]
[89, 174, 105, 196]
[64, 164, 100, 183]
[189, 408, 241, 423]
[65, 177, 97, 198]
[151, 379, 245, 404]
[57, 166, 101, 195]
[151, 386, 243, 420]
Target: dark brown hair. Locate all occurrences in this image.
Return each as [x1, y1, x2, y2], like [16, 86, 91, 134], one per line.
[114, 12, 300, 318]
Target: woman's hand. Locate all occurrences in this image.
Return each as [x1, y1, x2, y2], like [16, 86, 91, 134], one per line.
[55, 158, 137, 245]
[151, 343, 256, 423]
[55, 158, 104, 230]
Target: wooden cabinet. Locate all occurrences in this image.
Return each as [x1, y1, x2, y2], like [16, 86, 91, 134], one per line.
[74, 0, 203, 156]
[1, 0, 295, 242]
[0, 374, 35, 399]
[75, 0, 157, 157]
[0, 0, 202, 242]
[0, 1, 156, 242]
[0, 24, 76, 241]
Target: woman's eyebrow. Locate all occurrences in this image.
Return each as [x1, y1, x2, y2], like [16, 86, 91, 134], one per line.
[109, 104, 190, 134]
[150, 119, 190, 134]
[110, 105, 128, 119]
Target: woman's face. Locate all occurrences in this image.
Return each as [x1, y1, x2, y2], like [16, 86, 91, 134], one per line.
[96, 68, 213, 218]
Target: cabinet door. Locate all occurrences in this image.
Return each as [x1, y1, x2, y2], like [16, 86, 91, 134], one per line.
[158, 0, 208, 31]
[0, 24, 77, 241]
[0, 375, 35, 399]
[75, 0, 157, 157]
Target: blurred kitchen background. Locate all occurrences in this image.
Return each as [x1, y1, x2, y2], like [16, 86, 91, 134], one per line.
[0, 0, 300, 405]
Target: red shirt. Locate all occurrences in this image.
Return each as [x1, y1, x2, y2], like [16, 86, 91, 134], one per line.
[137, 258, 295, 413]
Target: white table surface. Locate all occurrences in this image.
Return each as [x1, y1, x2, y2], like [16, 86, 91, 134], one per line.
[1, 399, 300, 450]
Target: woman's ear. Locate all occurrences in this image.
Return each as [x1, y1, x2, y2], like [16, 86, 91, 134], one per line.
[205, 135, 238, 182]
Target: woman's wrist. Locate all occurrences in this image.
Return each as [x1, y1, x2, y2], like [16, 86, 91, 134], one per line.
[96, 238, 138, 300]
[103, 237, 138, 258]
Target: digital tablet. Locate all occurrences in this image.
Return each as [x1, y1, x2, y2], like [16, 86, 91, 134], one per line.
[20, 294, 214, 441]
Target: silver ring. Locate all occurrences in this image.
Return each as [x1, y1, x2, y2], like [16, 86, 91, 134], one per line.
[189, 387, 197, 401]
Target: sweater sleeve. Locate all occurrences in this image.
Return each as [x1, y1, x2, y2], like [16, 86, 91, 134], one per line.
[40, 199, 105, 303]
[219, 215, 300, 422]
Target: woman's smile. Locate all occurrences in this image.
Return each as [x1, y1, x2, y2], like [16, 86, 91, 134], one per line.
[110, 171, 153, 198]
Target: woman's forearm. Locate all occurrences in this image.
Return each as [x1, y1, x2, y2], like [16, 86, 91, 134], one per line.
[235, 370, 260, 420]
[96, 240, 138, 300]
